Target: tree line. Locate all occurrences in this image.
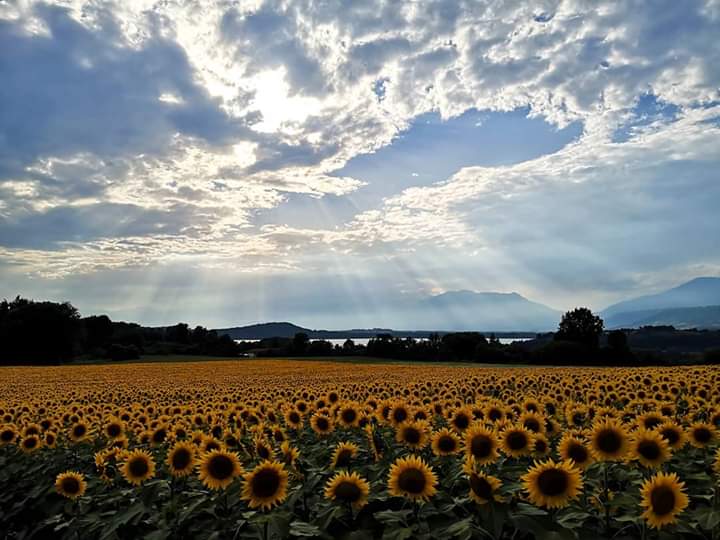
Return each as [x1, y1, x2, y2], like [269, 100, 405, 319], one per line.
[0, 296, 240, 365]
[1, 298, 718, 366]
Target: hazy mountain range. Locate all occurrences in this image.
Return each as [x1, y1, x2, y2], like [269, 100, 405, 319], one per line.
[601, 277, 720, 329]
[215, 277, 720, 338]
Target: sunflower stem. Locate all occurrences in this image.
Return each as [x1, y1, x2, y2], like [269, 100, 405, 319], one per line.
[603, 462, 611, 536]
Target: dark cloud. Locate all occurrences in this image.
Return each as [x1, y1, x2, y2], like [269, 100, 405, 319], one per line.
[0, 202, 222, 249]
[0, 3, 248, 178]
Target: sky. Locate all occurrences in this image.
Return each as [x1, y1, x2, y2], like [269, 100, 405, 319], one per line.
[1, 0, 720, 329]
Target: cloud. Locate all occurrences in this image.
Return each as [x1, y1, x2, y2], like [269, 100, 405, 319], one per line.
[329, 105, 720, 307]
[1, 0, 719, 323]
[0, 4, 249, 174]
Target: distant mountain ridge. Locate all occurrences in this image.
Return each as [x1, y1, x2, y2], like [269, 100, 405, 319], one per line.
[416, 290, 560, 331]
[602, 277, 720, 329]
[215, 289, 561, 338]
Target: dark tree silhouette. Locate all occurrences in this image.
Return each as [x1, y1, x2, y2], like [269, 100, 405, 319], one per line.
[555, 307, 604, 348]
[292, 332, 309, 354]
[0, 296, 81, 364]
[607, 329, 629, 351]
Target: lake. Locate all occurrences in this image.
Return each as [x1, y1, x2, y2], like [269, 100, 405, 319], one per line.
[236, 337, 532, 346]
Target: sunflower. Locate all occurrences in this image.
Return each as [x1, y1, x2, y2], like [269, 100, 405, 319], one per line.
[431, 428, 461, 456]
[241, 460, 289, 510]
[389, 402, 411, 427]
[200, 436, 224, 454]
[150, 424, 169, 446]
[688, 422, 716, 448]
[0, 424, 17, 445]
[500, 425, 535, 458]
[449, 407, 473, 433]
[331, 441, 359, 469]
[637, 412, 666, 431]
[104, 417, 125, 440]
[522, 459, 584, 509]
[121, 449, 156, 486]
[44, 431, 57, 447]
[55, 471, 87, 500]
[589, 419, 629, 461]
[20, 434, 42, 453]
[657, 422, 686, 451]
[284, 409, 303, 430]
[484, 404, 506, 423]
[198, 449, 243, 490]
[337, 402, 361, 428]
[388, 455, 437, 502]
[629, 429, 671, 468]
[639, 472, 689, 529]
[69, 421, 90, 443]
[310, 413, 334, 436]
[464, 425, 499, 464]
[532, 433, 550, 456]
[254, 438, 274, 461]
[520, 411, 545, 434]
[167, 441, 197, 477]
[279, 440, 300, 467]
[713, 448, 720, 475]
[395, 420, 429, 450]
[468, 472, 502, 505]
[558, 435, 594, 469]
[324, 471, 370, 509]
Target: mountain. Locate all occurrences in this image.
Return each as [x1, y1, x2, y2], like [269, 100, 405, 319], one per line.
[602, 277, 720, 328]
[215, 290, 561, 338]
[413, 290, 561, 331]
[611, 305, 720, 330]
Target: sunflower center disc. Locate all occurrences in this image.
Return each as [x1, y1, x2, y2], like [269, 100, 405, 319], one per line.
[404, 428, 420, 444]
[172, 449, 191, 470]
[454, 415, 470, 430]
[638, 440, 661, 460]
[129, 458, 149, 477]
[334, 481, 362, 502]
[252, 468, 281, 498]
[694, 428, 711, 443]
[469, 474, 493, 500]
[507, 431, 528, 450]
[568, 444, 588, 463]
[471, 436, 491, 457]
[63, 477, 80, 494]
[650, 486, 676, 516]
[398, 468, 426, 494]
[438, 436, 456, 452]
[596, 429, 622, 453]
[208, 454, 234, 479]
[537, 468, 569, 497]
[661, 429, 679, 445]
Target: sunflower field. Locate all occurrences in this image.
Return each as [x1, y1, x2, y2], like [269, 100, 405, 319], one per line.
[1, 359, 720, 539]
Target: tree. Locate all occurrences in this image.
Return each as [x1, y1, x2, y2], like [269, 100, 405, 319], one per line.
[342, 339, 355, 353]
[0, 296, 81, 364]
[292, 332, 309, 354]
[82, 315, 113, 350]
[555, 307, 604, 348]
[607, 330, 629, 351]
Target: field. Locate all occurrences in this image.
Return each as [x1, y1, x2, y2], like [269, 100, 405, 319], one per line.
[1, 359, 719, 539]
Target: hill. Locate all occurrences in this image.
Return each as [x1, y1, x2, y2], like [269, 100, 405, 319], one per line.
[214, 322, 310, 339]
